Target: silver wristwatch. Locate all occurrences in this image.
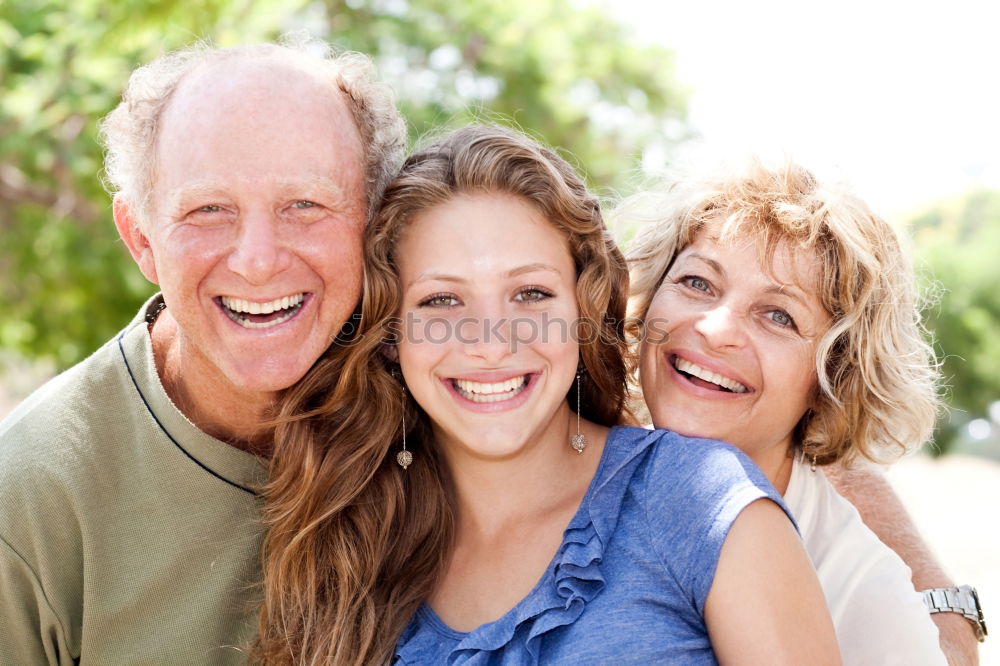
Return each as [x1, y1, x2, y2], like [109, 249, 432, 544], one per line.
[923, 585, 988, 642]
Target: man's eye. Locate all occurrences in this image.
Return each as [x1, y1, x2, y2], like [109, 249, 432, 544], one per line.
[196, 205, 222, 214]
[419, 293, 459, 307]
[293, 200, 316, 209]
[515, 287, 553, 303]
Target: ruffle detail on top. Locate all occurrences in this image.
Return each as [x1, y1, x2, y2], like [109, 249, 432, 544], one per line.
[395, 427, 663, 666]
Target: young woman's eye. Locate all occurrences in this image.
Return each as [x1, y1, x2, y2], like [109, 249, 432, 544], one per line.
[681, 276, 711, 292]
[418, 293, 459, 308]
[768, 309, 796, 328]
[515, 286, 553, 303]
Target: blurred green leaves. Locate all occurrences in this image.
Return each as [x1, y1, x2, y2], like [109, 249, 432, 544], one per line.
[912, 190, 1000, 455]
[1, 0, 687, 368]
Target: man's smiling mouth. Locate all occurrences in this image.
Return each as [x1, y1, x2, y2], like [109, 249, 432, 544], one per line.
[673, 356, 749, 393]
[218, 293, 305, 329]
[452, 375, 529, 403]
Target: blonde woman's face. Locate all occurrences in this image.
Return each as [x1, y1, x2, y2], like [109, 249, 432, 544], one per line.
[639, 221, 832, 482]
[395, 193, 581, 462]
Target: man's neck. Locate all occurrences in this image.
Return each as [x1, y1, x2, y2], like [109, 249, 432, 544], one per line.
[149, 312, 274, 456]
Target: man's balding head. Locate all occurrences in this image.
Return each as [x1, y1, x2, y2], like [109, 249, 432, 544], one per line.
[100, 38, 406, 227]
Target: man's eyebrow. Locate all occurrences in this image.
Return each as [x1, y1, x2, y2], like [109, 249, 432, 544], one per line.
[274, 176, 353, 199]
[161, 184, 224, 214]
[169, 183, 224, 201]
[164, 177, 358, 213]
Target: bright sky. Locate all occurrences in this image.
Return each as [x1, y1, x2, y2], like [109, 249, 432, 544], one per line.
[609, 0, 1000, 218]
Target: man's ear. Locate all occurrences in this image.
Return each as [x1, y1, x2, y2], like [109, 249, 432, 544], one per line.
[113, 195, 159, 285]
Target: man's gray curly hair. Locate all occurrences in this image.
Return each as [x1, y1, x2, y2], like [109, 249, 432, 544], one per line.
[99, 36, 406, 225]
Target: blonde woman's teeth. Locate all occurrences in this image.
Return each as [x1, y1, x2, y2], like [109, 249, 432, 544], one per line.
[674, 357, 748, 393]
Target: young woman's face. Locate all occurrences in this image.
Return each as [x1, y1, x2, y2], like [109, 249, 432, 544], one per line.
[395, 193, 581, 461]
[639, 221, 832, 476]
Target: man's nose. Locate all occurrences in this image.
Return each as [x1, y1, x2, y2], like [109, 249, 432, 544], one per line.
[693, 305, 748, 349]
[226, 211, 291, 285]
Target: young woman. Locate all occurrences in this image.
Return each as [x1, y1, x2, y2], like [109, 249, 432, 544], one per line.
[622, 161, 948, 665]
[255, 127, 840, 665]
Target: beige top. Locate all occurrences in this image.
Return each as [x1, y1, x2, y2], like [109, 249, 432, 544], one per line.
[0, 297, 267, 665]
[784, 454, 946, 665]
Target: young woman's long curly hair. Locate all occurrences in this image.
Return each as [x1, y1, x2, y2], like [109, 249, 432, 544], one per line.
[255, 125, 632, 665]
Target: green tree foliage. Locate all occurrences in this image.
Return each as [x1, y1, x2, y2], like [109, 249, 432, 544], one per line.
[1, 0, 687, 368]
[911, 190, 1000, 455]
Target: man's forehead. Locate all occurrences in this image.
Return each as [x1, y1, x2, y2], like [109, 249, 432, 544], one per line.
[172, 53, 336, 104]
[159, 54, 361, 150]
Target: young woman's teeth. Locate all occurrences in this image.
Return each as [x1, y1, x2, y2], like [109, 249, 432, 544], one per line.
[674, 357, 748, 393]
[453, 376, 528, 403]
[220, 293, 304, 329]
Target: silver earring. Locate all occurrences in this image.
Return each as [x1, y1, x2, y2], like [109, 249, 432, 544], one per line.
[397, 422, 412, 470]
[570, 371, 586, 454]
[810, 451, 817, 473]
[392, 368, 413, 470]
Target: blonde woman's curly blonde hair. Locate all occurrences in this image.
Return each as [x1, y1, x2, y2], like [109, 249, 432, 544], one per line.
[618, 159, 941, 466]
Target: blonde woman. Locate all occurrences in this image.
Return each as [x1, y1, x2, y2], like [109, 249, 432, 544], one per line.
[622, 161, 951, 665]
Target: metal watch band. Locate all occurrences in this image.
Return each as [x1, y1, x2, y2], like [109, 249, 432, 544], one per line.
[923, 585, 987, 642]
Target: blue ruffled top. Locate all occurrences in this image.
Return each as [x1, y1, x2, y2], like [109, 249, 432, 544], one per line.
[394, 426, 790, 665]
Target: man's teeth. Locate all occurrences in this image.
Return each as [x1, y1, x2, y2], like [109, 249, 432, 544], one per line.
[220, 293, 304, 329]
[674, 357, 748, 393]
[454, 376, 528, 403]
[221, 293, 303, 315]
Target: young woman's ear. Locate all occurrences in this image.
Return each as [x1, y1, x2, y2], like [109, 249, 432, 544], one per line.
[380, 343, 399, 363]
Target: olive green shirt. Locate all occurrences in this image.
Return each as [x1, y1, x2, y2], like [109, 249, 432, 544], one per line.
[0, 298, 267, 665]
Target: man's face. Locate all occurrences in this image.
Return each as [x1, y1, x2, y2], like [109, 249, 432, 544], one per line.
[135, 57, 367, 396]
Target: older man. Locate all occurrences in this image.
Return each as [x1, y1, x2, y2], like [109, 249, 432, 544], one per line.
[0, 41, 404, 664]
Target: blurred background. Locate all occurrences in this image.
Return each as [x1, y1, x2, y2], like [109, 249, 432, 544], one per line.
[1, 0, 997, 659]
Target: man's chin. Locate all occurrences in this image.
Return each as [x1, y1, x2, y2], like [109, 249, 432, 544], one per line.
[224, 366, 313, 396]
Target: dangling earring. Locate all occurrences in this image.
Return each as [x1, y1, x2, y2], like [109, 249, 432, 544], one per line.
[810, 449, 817, 472]
[397, 424, 412, 469]
[391, 367, 413, 470]
[570, 369, 586, 454]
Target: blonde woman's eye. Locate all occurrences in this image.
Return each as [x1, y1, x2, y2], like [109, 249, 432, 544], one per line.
[515, 287, 553, 302]
[682, 276, 710, 292]
[768, 309, 796, 328]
